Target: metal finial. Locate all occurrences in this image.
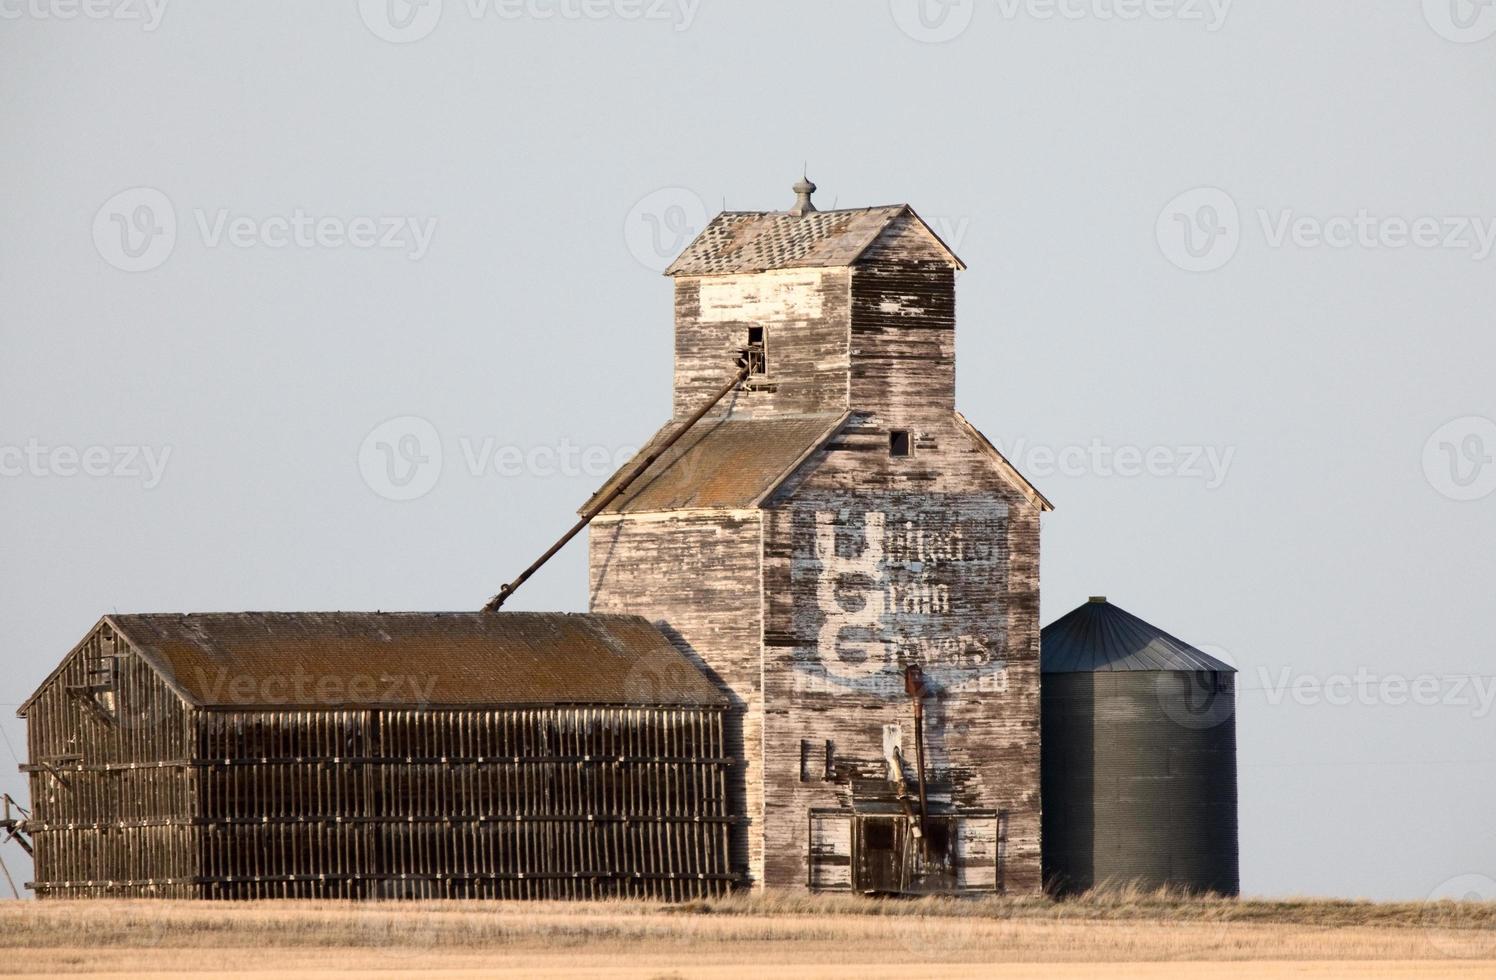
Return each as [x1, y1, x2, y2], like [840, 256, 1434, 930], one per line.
[789, 175, 817, 216]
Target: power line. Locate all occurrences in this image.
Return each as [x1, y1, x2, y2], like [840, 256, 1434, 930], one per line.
[0, 726, 19, 767]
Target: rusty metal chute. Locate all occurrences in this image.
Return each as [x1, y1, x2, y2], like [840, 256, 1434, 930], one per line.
[482, 356, 755, 612]
[904, 664, 931, 833]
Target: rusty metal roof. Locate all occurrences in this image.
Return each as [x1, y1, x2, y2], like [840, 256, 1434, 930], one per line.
[94, 612, 727, 710]
[1041, 599, 1235, 674]
[664, 205, 963, 277]
[585, 414, 846, 515]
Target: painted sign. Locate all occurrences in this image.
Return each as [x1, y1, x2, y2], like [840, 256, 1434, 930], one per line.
[790, 496, 1009, 698]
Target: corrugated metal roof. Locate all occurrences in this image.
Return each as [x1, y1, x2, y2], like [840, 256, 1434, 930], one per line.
[1040, 599, 1235, 674]
[585, 414, 845, 515]
[101, 611, 727, 709]
[664, 205, 963, 277]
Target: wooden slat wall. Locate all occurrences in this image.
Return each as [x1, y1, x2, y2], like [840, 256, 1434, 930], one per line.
[849, 216, 959, 419]
[26, 654, 734, 900]
[192, 705, 733, 900]
[24, 624, 198, 897]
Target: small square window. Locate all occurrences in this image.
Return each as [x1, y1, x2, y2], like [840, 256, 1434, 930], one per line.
[889, 430, 912, 457]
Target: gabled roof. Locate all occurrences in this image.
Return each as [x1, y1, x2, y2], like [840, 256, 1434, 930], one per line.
[22, 612, 727, 712]
[584, 413, 846, 516]
[664, 205, 965, 277]
[1041, 599, 1235, 674]
[953, 412, 1053, 512]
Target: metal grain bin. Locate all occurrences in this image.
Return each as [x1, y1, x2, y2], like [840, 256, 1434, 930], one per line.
[1041, 598, 1238, 896]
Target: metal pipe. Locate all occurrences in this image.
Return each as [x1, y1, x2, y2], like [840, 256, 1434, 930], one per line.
[886, 747, 924, 840]
[483, 358, 754, 612]
[904, 665, 930, 830]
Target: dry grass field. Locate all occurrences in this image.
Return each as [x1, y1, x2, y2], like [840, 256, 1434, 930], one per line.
[2, 889, 1494, 978]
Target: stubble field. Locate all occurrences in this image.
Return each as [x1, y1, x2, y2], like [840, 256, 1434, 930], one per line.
[2, 889, 1494, 978]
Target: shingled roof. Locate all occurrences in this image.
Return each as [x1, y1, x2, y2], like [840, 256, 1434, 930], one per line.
[664, 205, 964, 277]
[584, 414, 846, 515]
[1041, 599, 1235, 674]
[25, 612, 727, 711]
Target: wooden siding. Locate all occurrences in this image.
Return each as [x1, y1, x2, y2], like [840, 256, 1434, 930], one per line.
[849, 215, 958, 419]
[23, 623, 197, 897]
[188, 705, 732, 899]
[672, 269, 851, 419]
[588, 512, 766, 885]
[22, 625, 733, 899]
[760, 414, 1044, 894]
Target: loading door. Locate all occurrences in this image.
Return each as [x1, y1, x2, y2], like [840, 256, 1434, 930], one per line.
[809, 810, 1004, 895]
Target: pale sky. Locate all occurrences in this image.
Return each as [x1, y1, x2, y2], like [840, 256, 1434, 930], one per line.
[2, 0, 1495, 900]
